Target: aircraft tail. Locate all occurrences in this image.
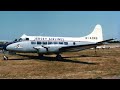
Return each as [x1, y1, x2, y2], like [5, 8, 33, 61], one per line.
[85, 24, 103, 42]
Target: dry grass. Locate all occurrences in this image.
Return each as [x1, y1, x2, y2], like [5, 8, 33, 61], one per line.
[0, 48, 120, 79]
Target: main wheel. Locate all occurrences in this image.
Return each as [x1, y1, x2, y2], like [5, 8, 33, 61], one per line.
[38, 54, 44, 59]
[56, 54, 63, 61]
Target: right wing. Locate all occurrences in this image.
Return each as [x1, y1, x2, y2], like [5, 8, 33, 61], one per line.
[59, 38, 114, 52]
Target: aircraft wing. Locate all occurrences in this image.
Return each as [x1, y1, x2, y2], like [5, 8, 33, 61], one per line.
[59, 39, 114, 52]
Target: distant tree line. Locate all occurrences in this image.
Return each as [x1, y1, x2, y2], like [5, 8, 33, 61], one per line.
[108, 40, 120, 43]
[0, 42, 4, 44]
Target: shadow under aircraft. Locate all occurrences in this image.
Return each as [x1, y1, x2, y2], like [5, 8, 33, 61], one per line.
[15, 53, 98, 65]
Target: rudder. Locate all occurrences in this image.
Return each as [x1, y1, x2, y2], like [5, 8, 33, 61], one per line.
[85, 24, 103, 42]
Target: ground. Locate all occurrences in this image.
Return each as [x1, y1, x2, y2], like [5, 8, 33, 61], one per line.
[0, 48, 120, 79]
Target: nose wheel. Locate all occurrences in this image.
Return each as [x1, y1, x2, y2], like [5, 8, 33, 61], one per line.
[3, 55, 8, 60]
[2, 49, 8, 60]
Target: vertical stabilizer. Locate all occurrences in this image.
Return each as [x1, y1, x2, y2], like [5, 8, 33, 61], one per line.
[85, 24, 103, 42]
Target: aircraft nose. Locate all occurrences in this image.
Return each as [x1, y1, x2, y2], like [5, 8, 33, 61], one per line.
[6, 44, 14, 51]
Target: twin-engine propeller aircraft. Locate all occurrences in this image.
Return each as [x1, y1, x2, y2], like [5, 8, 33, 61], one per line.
[5, 24, 113, 60]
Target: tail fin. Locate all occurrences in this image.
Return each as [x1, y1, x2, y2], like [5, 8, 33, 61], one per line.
[85, 24, 103, 42]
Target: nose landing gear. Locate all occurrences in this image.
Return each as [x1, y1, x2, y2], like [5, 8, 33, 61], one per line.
[3, 55, 8, 60]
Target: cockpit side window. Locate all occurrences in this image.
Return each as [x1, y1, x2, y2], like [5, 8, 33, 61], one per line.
[26, 38, 29, 40]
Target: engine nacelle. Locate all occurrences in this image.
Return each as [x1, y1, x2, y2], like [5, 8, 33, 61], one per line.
[37, 45, 61, 54]
[37, 47, 47, 53]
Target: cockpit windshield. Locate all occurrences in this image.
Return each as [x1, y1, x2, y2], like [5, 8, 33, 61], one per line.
[18, 38, 23, 41]
[18, 38, 29, 41]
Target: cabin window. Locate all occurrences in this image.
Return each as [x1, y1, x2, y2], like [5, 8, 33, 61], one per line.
[73, 42, 75, 45]
[43, 42, 47, 45]
[26, 38, 29, 40]
[64, 42, 68, 45]
[54, 42, 58, 44]
[37, 41, 41, 45]
[48, 42, 53, 44]
[59, 42, 63, 44]
[31, 41, 36, 44]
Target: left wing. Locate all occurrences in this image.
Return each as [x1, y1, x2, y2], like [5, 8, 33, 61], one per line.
[59, 39, 114, 52]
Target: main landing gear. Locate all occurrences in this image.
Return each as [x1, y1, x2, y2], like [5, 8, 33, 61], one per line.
[38, 53, 63, 61]
[56, 54, 63, 61]
[38, 54, 44, 59]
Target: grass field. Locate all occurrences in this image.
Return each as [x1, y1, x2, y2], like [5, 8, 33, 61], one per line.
[0, 48, 120, 79]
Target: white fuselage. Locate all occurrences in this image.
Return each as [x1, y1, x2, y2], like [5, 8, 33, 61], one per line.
[6, 24, 103, 54]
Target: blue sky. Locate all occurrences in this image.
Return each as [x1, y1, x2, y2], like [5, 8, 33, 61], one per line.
[0, 11, 120, 40]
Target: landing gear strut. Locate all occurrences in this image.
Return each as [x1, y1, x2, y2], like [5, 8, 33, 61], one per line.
[2, 49, 8, 60]
[94, 46, 97, 56]
[38, 54, 44, 59]
[56, 54, 63, 60]
[3, 55, 8, 60]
